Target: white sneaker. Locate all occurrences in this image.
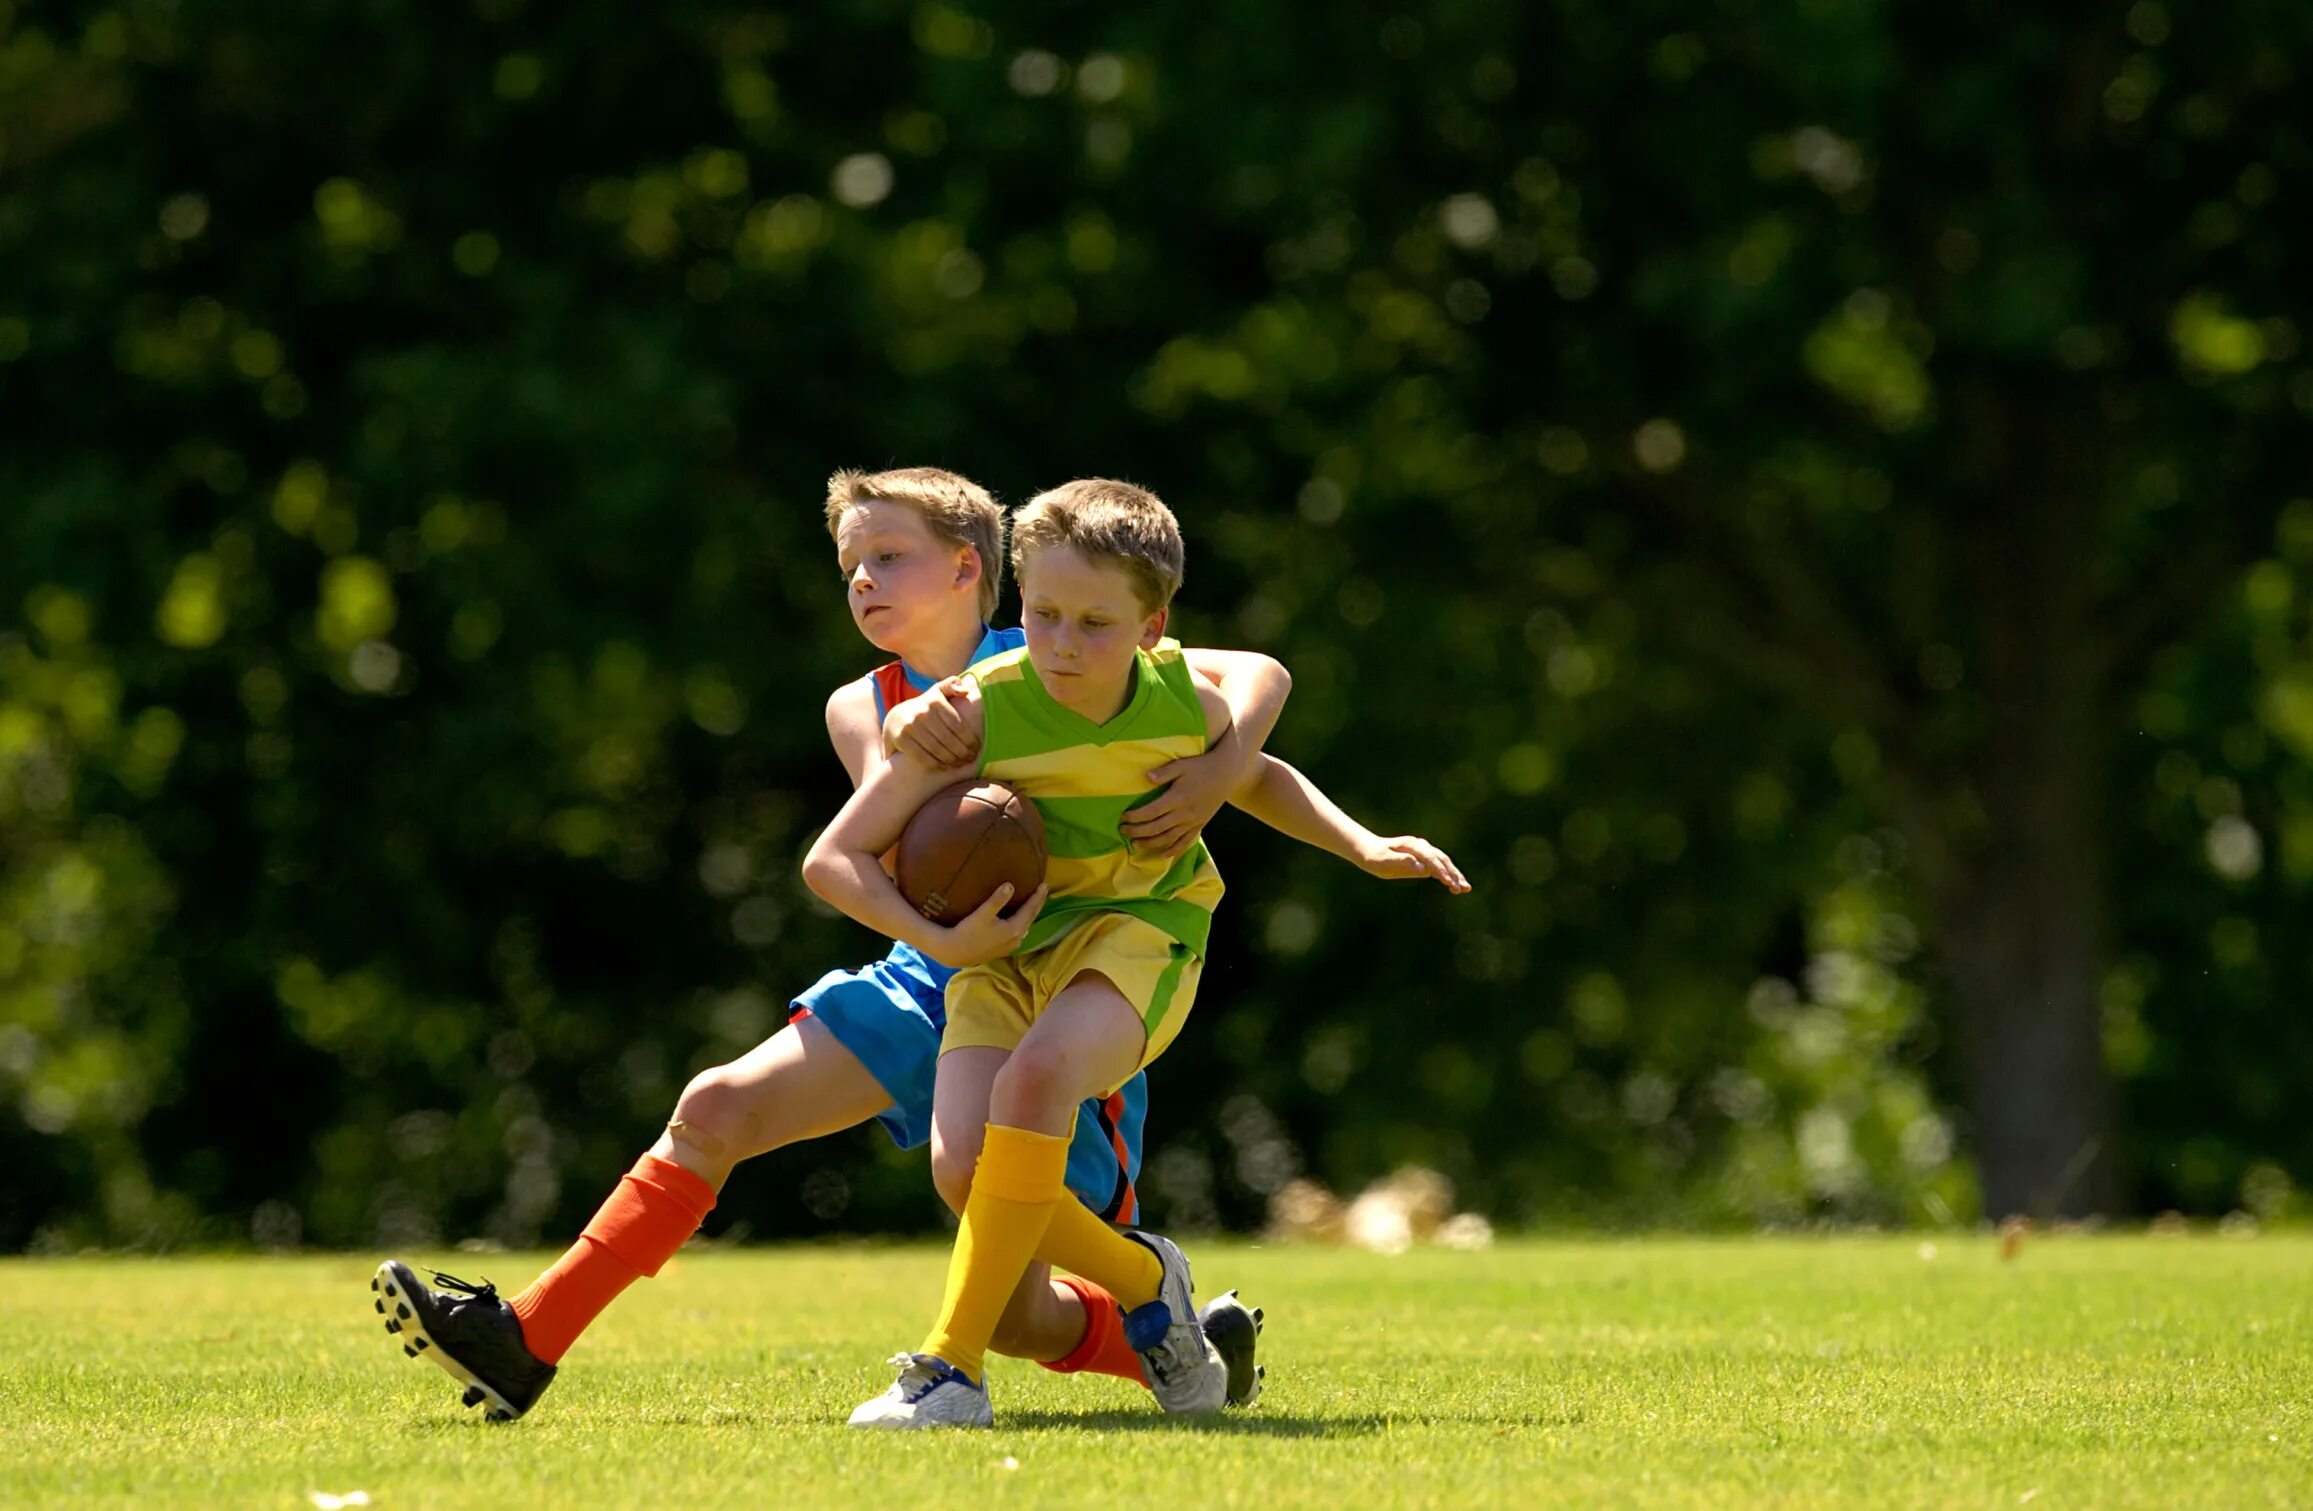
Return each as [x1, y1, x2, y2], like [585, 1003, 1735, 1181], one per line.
[1122, 1233, 1229, 1415]
[847, 1353, 993, 1429]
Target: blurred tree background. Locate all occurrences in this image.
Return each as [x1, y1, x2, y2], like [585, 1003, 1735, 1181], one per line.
[5, 0, 2311, 1251]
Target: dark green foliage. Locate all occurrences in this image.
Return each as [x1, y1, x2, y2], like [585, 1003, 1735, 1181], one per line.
[4, 0, 2309, 1248]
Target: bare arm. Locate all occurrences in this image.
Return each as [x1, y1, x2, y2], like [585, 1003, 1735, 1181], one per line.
[802, 684, 1048, 965]
[1181, 647, 1291, 770]
[1193, 677, 1235, 751]
[824, 679, 885, 788]
[1228, 754, 1471, 892]
[1123, 653, 1276, 858]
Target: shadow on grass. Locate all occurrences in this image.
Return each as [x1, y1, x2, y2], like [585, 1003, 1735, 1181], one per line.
[391, 1411, 1367, 1437]
[997, 1406, 1583, 1436]
[397, 1406, 1584, 1437]
[995, 1409, 1385, 1437]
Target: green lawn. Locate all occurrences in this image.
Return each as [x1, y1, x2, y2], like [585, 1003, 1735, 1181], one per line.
[1, 1235, 2306, 1508]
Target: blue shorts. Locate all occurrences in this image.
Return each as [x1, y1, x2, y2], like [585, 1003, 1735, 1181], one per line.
[795, 959, 1149, 1223]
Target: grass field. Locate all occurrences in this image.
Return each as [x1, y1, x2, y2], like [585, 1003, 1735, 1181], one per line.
[2, 1235, 2307, 1508]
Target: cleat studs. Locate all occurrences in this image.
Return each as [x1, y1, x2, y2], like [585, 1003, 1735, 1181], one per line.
[403, 1345, 417, 1358]
[486, 1409, 512, 1423]
[462, 1386, 486, 1408]
[414, 1338, 429, 1351]
[385, 1319, 402, 1334]
[374, 1300, 384, 1314]
[370, 1278, 379, 1292]
[396, 1303, 411, 1320]
[1253, 1308, 1265, 1330]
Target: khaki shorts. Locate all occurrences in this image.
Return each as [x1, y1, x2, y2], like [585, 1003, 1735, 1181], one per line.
[942, 912, 1202, 1078]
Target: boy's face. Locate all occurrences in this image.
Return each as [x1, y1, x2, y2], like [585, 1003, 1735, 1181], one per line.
[1018, 544, 1166, 717]
[834, 499, 980, 654]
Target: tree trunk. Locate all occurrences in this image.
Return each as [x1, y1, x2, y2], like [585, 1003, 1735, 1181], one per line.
[1935, 471, 2119, 1219]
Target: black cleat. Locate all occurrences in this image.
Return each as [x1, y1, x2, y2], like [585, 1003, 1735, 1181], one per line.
[372, 1259, 557, 1421]
[1197, 1289, 1265, 1408]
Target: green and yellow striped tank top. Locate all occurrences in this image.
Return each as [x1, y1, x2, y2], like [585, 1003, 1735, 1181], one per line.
[967, 639, 1225, 956]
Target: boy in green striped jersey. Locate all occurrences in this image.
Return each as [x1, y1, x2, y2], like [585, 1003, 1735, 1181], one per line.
[805, 479, 1467, 1428]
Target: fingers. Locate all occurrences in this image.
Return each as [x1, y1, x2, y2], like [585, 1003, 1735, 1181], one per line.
[929, 709, 974, 767]
[962, 880, 1049, 932]
[960, 882, 1017, 928]
[1143, 758, 1184, 785]
[1395, 837, 1471, 893]
[1004, 883, 1050, 935]
[1124, 818, 1200, 857]
[933, 881, 1047, 967]
[1363, 838, 1470, 892]
[1122, 790, 1209, 843]
[901, 707, 975, 767]
[1119, 797, 1181, 839]
[1426, 843, 1470, 893]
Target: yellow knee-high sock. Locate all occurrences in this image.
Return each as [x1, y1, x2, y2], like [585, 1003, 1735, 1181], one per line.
[920, 1124, 1070, 1383]
[1037, 1195, 1164, 1310]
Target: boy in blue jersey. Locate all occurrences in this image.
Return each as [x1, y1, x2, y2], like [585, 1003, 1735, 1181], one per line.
[372, 467, 1290, 1420]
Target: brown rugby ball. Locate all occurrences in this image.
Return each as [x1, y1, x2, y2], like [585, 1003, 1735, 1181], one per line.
[894, 780, 1047, 926]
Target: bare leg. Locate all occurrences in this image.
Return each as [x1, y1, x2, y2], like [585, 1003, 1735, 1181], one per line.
[987, 973, 1147, 1136]
[991, 1260, 1096, 1362]
[928, 1046, 1009, 1213]
[930, 1045, 1100, 1362]
[650, 1016, 893, 1190]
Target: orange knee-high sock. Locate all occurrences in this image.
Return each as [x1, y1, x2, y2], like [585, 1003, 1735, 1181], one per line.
[919, 1123, 1070, 1384]
[1039, 1273, 1152, 1388]
[510, 1153, 715, 1364]
[1035, 1193, 1164, 1309]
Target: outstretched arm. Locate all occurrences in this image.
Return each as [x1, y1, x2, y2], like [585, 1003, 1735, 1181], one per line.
[1122, 648, 1291, 858]
[1228, 754, 1470, 892]
[803, 685, 1049, 965]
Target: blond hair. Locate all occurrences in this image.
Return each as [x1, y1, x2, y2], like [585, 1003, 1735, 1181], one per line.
[823, 467, 1005, 620]
[1010, 478, 1185, 615]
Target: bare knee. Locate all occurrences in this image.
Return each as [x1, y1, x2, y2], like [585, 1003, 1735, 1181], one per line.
[991, 1044, 1073, 1121]
[669, 1063, 762, 1164]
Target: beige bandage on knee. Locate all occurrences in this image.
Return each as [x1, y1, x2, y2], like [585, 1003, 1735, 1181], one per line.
[664, 1119, 728, 1161]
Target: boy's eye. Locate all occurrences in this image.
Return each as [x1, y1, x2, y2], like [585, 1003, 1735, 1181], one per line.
[1034, 607, 1059, 621]
[879, 551, 901, 563]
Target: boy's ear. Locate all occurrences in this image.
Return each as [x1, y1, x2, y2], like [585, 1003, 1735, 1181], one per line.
[1139, 607, 1168, 649]
[953, 545, 982, 592]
